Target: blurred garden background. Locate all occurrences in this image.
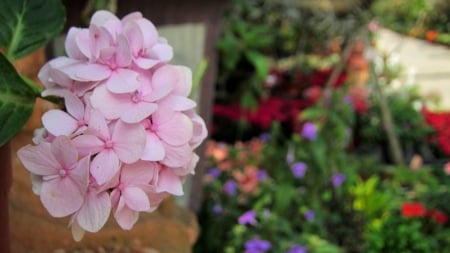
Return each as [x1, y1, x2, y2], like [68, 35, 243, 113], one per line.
[6, 0, 450, 252]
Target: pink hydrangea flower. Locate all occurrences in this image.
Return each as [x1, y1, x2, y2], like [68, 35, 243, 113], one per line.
[17, 136, 90, 217]
[17, 10, 207, 241]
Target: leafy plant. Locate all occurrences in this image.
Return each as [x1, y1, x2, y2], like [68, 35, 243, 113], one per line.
[0, 0, 65, 146]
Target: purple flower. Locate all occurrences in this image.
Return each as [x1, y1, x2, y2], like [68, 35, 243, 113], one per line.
[257, 170, 269, 181]
[239, 210, 258, 226]
[332, 173, 346, 188]
[304, 209, 314, 221]
[287, 244, 307, 253]
[208, 167, 221, 179]
[223, 180, 237, 196]
[301, 122, 317, 141]
[213, 204, 223, 215]
[343, 95, 353, 104]
[291, 162, 307, 178]
[245, 238, 271, 253]
[260, 133, 271, 142]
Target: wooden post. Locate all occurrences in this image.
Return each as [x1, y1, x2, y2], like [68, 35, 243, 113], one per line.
[0, 142, 12, 253]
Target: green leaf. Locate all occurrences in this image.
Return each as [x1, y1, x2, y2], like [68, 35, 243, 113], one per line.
[274, 184, 295, 214]
[301, 107, 325, 121]
[0, 53, 36, 146]
[217, 35, 241, 71]
[0, 0, 65, 61]
[245, 50, 269, 80]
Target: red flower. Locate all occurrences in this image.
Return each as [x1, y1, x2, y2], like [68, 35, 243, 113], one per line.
[401, 202, 426, 217]
[427, 209, 448, 225]
[425, 30, 439, 42]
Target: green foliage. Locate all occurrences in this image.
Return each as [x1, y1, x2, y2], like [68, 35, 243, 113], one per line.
[0, 0, 65, 146]
[0, 0, 65, 61]
[0, 54, 37, 146]
[367, 212, 438, 253]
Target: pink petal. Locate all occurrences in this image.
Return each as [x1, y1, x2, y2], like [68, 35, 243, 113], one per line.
[90, 150, 120, 185]
[161, 143, 192, 168]
[157, 168, 183, 196]
[121, 161, 159, 186]
[51, 136, 78, 170]
[157, 113, 193, 146]
[150, 65, 178, 99]
[75, 29, 92, 59]
[134, 57, 158, 69]
[116, 34, 132, 67]
[42, 110, 78, 136]
[141, 133, 165, 161]
[65, 28, 88, 60]
[121, 12, 142, 25]
[77, 189, 111, 232]
[40, 176, 85, 217]
[172, 153, 199, 176]
[136, 19, 158, 48]
[123, 187, 150, 211]
[90, 10, 120, 28]
[70, 155, 90, 194]
[72, 63, 111, 81]
[120, 102, 157, 123]
[188, 111, 208, 148]
[64, 93, 85, 120]
[86, 109, 111, 140]
[90, 85, 130, 120]
[105, 68, 140, 94]
[114, 197, 139, 230]
[17, 143, 60, 175]
[112, 121, 146, 163]
[172, 65, 192, 96]
[72, 135, 104, 157]
[159, 95, 196, 111]
[124, 22, 143, 55]
[147, 192, 168, 211]
[148, 43, 173, 61]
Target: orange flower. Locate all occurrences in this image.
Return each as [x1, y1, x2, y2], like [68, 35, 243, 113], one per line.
[425, 30, 439, 42]
[233, 165, 260, 194]
[205, 141, 229, 162]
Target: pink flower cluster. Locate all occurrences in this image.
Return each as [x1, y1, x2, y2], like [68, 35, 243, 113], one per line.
[17, 10, 207, 240]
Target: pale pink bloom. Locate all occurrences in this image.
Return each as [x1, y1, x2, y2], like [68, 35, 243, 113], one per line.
[122, 12, 173, 69]
[160, 142, 193, 168]
[69, 179, 111, 241]
[156, 165, 184, 196]
[59, 16, 139, 93]
[185, 109, 208, 149]
[110, 161, 159, 230]
[72, 110, 146, 185]
[170, 65, 192, 97]
[89, 65, 181, 123]
[42, 93, 89, 136]
[38, 58, 97, 97]
[141, 110, 193, 162]
[171, 153, 199, 176]
[17, 136, 90, 217]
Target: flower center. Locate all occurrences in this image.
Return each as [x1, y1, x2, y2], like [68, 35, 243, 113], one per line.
[104, 139, 114, 149]
[77, 119, 87, 127]
[131, 90, 143, 103]
[58, 169, 68, 177]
